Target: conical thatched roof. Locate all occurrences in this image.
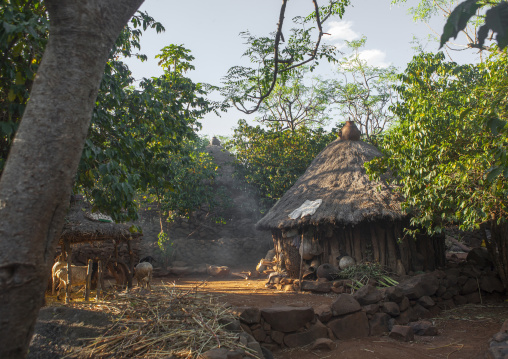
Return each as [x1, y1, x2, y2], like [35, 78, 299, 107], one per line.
[256, 138, 405, 231]
[59, 198, 141, 245]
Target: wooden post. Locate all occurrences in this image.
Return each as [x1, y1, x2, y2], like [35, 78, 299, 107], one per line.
[96, 260, 102, 301]
[299, 232, 304, 292]
[85, 259, 93, 301]
[127, 238, 134, 289]
[65, 241, 72, 304]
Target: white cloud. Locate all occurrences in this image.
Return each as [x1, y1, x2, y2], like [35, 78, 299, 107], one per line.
[325, 20, 359, 42]
[358, 49, 391, 68]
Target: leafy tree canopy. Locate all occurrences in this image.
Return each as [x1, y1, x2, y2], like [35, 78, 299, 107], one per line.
[226, 119, 338, 210]
[366, 51, 508, 285]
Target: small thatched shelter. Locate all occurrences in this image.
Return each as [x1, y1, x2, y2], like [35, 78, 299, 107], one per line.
[57, 196, 142, 288]
[256, 122, 445, 277]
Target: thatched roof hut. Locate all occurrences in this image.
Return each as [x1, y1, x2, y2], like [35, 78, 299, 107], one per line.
[57, 197, 142, 288]
[256, 122, 445, 277]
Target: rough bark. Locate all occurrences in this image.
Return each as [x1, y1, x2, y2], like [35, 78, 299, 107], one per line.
[0, 1, 143, 357]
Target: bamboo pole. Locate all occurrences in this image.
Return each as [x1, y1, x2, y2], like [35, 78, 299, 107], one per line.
[127, 238, 134, 289]
[299, 232, 304, 292]
[96, 260, 102, 301]
[65, 241, 72, 304]
[85, 259, 93, 301]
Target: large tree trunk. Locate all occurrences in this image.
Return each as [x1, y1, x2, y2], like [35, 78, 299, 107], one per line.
[0, 1, 143, 357]
[485, 220, 508, 290]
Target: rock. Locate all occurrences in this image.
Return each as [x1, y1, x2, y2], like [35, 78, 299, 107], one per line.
[501, 319, 508, 333]
[270, 331, 284, 345]
[397, 273, 439, 299]
[207, 265, 230, 277]
[381, 302, 400, 316]
[283, 320, 328, 348]
[467, 248, 492, 268]
[389, 325, 414, 342]
[311, 338, 336, 351]
[327, 311, 370, 339]
[227, 350, 244, 359]
[363, 304, 379, 315]
[218, 318, 241, 332]
[331, 294, 361, 316]
[460, 278, 478, 295]
[200, 348, 230, 359]
[261, 344, 278, 355]
[314, 304, 333, 323]
[301, 280, 332, 293]
[247, 341, 264, 359]
[412, 303, 430, 319]
[385, 286, 405, 303]
[353, 285, 384, 305]
[396, 307, 418, 325]
[261, 307, 314, 333]
[369, 313, 391, 336]
[251, 328, 266, 342]
[417, 296, 435, 309]
[409, 320, 438, 336]
[233, 307, 261, 324]
[399, 297, 410, 312]
[480, 276, 505, 293]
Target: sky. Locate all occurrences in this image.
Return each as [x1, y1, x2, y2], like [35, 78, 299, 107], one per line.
[124, 0, 481, 138]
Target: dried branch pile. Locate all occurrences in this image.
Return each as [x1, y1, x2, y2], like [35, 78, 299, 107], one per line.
[74, 284, 256, 359]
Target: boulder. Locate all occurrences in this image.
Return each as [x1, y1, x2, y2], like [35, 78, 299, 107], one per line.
[233, 307, 261, 324]
[459, 278, 478, 295]
[369, 313, 391, 336]
[389, 325, 414, 342]
[327, 311, 369, 339]
[331, 294, 361, 316]
[381, 302, 400, 317]
[480, 276, 505, 293]
[301, 280, 332, 293]
[261, 307, 314, 333]
[283, 320, 328, 348]
[467, 247, 492, 268]
[314, 304, 333, 323]
[311, 338, 336, 351]
[409, 320, 438, 336]
[270, 331, 284, 345]
[363, 304, 379, 315]
[397, 273, 439, 299]
[353, 285, 384, 305]
[417, 296, 435, 309]
[385, 286, 405, 303]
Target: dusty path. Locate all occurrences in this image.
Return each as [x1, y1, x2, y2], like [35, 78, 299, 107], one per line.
[161, 274, 505, 359]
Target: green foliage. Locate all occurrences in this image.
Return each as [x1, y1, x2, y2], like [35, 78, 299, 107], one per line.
[324, 36, 398, 142]
[366, 51, 508, 235]
[220, 1, 349, 114]
[226, 120, 338, 210]
[335, 262, 399, 290]
[256, 67, 332, 131]
[1, 5, 218, 223]
[0, 0, 48, 170]
[440, 0, 508, 50]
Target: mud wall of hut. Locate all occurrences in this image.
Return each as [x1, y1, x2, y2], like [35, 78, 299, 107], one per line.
[273, 220, 446, 277]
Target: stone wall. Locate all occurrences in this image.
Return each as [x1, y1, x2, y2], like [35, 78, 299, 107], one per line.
[231, 262, 505, 351]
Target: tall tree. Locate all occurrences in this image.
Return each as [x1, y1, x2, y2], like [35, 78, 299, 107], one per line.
[325, 36, 398, 141]
[366, 51, 508, 288]
[0, 1, 351, 357]
[0, 1, 144, 357]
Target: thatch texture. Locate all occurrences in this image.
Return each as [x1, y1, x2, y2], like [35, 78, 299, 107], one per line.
[256, 139, 405, 231]
[59, 200, 141, 245]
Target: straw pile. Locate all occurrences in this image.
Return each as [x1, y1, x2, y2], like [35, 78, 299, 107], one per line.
[73, 283, 257, 359]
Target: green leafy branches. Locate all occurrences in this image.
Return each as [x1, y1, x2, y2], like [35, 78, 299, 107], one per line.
[440, 0, 508, 50]
[226, 120, 337, 210]
[221, 0, 350, 114]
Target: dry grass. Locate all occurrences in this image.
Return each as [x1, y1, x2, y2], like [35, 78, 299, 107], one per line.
[65, 282, 257, 359]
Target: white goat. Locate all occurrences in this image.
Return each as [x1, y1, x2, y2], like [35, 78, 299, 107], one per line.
[134, 262, 153, 289]
[54, 265, 89, 300]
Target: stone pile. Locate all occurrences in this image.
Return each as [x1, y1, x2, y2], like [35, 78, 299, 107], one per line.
[489, 319, 508, 359]
[232, 264, 505, 351]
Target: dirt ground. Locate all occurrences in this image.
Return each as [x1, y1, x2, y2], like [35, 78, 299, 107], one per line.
[30, 273, 507, 359]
